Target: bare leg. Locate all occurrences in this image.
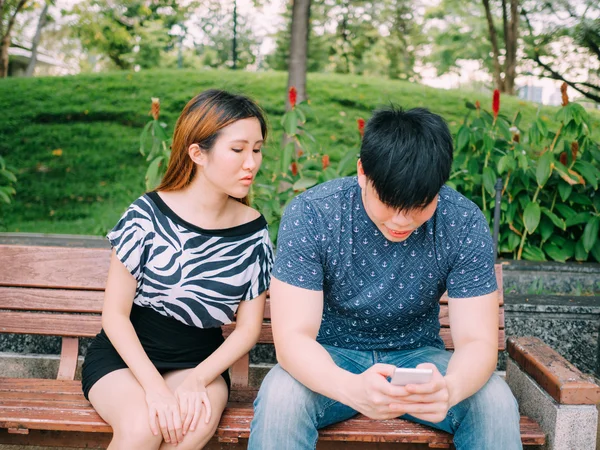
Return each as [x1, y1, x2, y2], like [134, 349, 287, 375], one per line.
[159, 369, 229, 450]
[88, 368, 163, 450]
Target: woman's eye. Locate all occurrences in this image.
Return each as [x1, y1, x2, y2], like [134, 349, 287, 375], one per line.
[253, 148, 262, 153]
[232, 148, 243, 153]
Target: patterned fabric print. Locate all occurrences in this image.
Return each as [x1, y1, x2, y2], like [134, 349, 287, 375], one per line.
[108, 194, 274, 329]
[273, 177, 497, 351]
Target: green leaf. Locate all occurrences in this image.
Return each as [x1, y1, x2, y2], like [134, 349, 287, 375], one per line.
[583, 216, 600, 252]
[497, 155, 509, 174]
[557, 181, 572, 202]
[145, 156, 164, 191]
[573, 161, 600, 190]
[139, 121, 153, 155]
[535, 118, 548, 138]
[281, 110, 298, 136]
[281, 142, 294, 174]
[536, 152, 553, 187]
[507, 232, 521, 251]
[539, 216, 554, 242]
[483, 167, 496, 195]
[514, 112, 522, 127]
[528, 122, 540, 145]
[337, 149, 358, 176]
[544, 243, 573, 262]
[522, 245, 546, 261]
[575, 239, 588, 262]
[565, 212, 593, 227]
[554, 204, 576, 220]
[465, 101, 476, 110]
[518, 154, 528, 170]
[591, 240, 600, 263]
[523, 202, 541, 234]
[541, 207, 566, 230]
[496, 118, 512, 140]
[570, 193, 592, 206]
[292, 177, 318, 191]
[0, 169, 17, 183]
[0, 189, 10, 204]
[456, 125, 470, 151]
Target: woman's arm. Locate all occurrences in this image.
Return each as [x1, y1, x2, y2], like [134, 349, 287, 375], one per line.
[101, 249, 183, 444]
[101, 250, 169, 393]
[188, 291, 267, 386]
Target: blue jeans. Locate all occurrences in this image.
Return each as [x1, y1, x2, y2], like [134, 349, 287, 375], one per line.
[248, 345, 522, 450]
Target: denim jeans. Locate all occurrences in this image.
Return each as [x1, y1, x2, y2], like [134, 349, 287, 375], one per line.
[248, 345, 522, 450]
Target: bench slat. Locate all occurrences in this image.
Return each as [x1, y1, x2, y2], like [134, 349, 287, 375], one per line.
[0, 287, 104, 313]
[0, 312, 101, 338]
[0, 245, 111, 290]
[0, 312, 505, 350]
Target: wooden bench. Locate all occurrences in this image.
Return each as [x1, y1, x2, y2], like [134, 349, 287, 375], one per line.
[0, 243, 597, 448]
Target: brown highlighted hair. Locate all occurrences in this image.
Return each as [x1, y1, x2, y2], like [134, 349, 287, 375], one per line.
[156, 89, 268, 205]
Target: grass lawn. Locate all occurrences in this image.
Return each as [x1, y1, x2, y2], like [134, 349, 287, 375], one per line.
[1, 68, 599, 235]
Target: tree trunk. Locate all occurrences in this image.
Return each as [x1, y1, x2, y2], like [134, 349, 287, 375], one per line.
[0, 34, 10, 78]
[287, 0, 311, 109]
[503, 0, 519, 95]
[482, 0, 505, 92]
[232, 0, 237, 69]
[25, 2, 50, 77]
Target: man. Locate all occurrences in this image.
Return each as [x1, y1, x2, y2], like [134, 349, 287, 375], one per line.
[248, 106, 521, 449]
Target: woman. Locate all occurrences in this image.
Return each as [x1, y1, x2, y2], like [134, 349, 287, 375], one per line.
[82, 89, 273, 449]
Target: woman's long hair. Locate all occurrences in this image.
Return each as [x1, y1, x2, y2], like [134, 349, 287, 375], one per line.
[156, 89, 268, 206]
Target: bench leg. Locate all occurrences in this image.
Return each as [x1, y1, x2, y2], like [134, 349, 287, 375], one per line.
[506, 358, 598, 450]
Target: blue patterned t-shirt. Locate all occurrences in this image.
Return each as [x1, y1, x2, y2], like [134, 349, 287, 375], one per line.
[273, 177, 497, 351]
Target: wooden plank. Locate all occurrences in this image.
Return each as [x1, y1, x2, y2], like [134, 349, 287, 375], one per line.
[0, 378, 84, 395]
[0, 287, 103, 312]
[57, 337, 79, 381]
[507, 336, 600, 405]
[0, 429, 111, 448]
[0, 312, 101, 337]
[230, 354, 250, 389]
[0, 245, 110, 290]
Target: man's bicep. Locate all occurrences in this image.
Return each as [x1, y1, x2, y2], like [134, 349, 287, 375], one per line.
[447, 291, 499, 348]
[270, 276, 324, 343]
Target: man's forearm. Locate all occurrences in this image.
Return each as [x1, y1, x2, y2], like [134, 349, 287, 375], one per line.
[444, 340, 498, 407]
[277, 335, 356, 405]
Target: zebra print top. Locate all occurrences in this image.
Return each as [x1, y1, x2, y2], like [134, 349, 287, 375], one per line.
[107, 192, 274, 329]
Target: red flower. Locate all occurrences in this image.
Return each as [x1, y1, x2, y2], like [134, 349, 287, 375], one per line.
[150, 97, 160, 120]
[492, 90, 500, 119]
[322, 154, 330, 170]
[475, 100, 481, 111]
[561, 82, 569, 107]
[560, 152, 567, 166]
[288, 87, 297, 108]
[357, 118, 365, 138]
[291, 162, 298, 176]
[571, 141, 579, 160]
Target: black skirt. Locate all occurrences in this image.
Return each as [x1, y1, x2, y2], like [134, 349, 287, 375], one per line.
[81, 304, 231, 400]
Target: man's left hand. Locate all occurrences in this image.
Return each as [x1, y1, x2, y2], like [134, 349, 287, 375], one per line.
[388, 363, 451, 424]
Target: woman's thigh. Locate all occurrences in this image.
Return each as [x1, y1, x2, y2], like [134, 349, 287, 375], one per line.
[159, 369, 229, 450]
[88, 368, 162, 449]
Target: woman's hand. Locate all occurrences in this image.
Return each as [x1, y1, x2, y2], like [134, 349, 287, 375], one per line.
[174, 373, 212, 436]
[146, 388, 184, 445]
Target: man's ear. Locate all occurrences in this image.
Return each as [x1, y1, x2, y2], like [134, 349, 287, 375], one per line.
[357, 159, 367, 189]
[188, 144, 205, 166]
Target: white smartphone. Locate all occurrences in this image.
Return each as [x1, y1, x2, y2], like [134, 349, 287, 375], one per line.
[390, 368, 433, 386]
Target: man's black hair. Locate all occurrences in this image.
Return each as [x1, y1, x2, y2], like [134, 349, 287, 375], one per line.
[360, 106, 453, 211]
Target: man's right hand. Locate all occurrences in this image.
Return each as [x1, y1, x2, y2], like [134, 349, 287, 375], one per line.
[346, 363, 411, 420]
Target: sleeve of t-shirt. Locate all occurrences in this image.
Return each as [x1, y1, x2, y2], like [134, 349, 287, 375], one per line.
[446, 208, 498, 299]
[244, 230, 275, 300]
[272, 196, 324, 291]
[106, 200, 152, 283]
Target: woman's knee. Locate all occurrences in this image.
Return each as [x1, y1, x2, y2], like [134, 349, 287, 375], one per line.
[112, 416, 162, 449]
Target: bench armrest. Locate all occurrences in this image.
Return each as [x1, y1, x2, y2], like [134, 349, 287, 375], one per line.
[507, 336, 600, 405]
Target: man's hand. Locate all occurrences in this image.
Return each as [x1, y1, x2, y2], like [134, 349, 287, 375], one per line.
[346, 364, 413, 420]
[388, 363, 451, 423]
